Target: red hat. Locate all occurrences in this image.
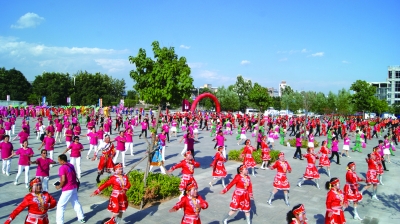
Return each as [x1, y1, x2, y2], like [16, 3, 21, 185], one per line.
[29, 177, 41, 188]
[239, 165, 247, 172]
[186, 182, 197, 191]
[185, 151, 192, 157]
[114, 163, 123, 170]
[293, 204, 305, 215]
[279, 152, 285, 158]
[330, 178, 340, 186]
[347, 162, 355, 170]
[217, 146, 224, 151]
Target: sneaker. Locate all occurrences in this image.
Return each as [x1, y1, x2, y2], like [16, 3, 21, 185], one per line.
[78, 219, 86, 223]
[14, 181, 17, 185]
[25, 183, 29, 188]
[372, 195, 380, 201]
[131, 153, 134, 156]
[2, 170, 5, 174]
[6, 172, 10, 176]
[209, 182, 212, 188]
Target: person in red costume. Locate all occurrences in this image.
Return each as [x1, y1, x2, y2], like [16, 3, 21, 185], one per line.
[240, 139, 257, 176]
[92, 135, 116, 183]
[220, 165, 254, 224]
[268, 152, 292, 206]
[317, 140, 331, 177]
[297, 147, 320, 189]
[209, 146, 227, 188]
[168, 151, 200, 201]
[286, 204, 308, 224]
[343, 162, 364, 220]
[360, 153, 380, 201]
[5, 177, 57, 224]
[169, 182, 209, 224]
[260, 135, 271, 170]
[90, 163, 131, 224]
[324, 178, 348, 224]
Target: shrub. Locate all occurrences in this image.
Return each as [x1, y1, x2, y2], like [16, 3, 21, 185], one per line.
[98, 170, 181, 207]
[369, 121, 376, 126]
[285, 138, 320, 148]
[228, 148, 281, 164]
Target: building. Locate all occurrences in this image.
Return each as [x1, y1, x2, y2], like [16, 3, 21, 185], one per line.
[370, 66, 400, 105]
[267, 87, 280, 97]
[279, 80, 288, 96]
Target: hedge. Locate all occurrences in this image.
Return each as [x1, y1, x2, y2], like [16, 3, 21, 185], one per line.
[227, 148, 281, 164]
[98, 170, 181, 207]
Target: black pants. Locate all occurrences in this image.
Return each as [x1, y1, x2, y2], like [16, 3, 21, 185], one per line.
[315, 128, 320, 136]
[257, 142, 261, 150]
[381, 156, 388, 170]
[329, 151, 340, 164]
[293, 146, 302, 159]
[139, 129, 147, 138]
[372, 131, 378, 138]
[166, 132, 170, 142]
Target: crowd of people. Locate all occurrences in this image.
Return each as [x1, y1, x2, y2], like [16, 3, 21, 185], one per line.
[0, 106, 397, 223]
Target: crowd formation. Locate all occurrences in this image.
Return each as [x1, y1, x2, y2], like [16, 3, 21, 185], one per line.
[0, 106, 397, 224]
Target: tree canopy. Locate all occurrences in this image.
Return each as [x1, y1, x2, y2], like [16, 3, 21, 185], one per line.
[215, 86, 240, 111]
[350, 80, 377, 112]
[248, 83, 272, 111]
[0, 67, 32, 101]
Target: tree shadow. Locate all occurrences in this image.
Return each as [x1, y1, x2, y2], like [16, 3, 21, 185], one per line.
[64, 200, 109, 224]
[122, 202, 161, 223]
[377, 193, 400, 212]
[81, 167, 99, 177]
[133, 142, 144, 147]
[0, 181, 12, 187]
[198, 186, 213, 200]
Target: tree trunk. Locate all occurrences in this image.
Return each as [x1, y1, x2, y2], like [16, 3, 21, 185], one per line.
[140, 105, 162, 210]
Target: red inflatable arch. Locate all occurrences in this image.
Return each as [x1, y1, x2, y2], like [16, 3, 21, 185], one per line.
[190, 93, 221, 113]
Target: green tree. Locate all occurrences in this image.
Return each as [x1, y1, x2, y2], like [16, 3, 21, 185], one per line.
[215, 86, 240, 111]
[326, 91, 338, 114]
[350, 80, 377, 112]
[32, 72, 72, 106]
[248, 83, 272, 112]
[128, 41, 193, 208]
[272, 96, 281, 110]
[310, 92, 328, 115]
[234, 75, 252, 111]
[198, 88, 215, 110]
[372, 98, 389, 115]
[0, 67, 32, 101]
[336, 88, 353, 115]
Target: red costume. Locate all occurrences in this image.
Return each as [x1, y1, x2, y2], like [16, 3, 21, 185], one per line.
[95, 142, 116, 173]
[241, 145, 256, 168]
[318, 146, 330, 167]
[343, 169, 363, 202]
[171, 194, 208, 224]
[270, 160, 292, 190]
[170, 159, 200, 191]
[366, 158, 379, 184]
[221, 173, 253, 212]
[210, 151, 227, 177]
[261, 141, 271, 161]
[325, 179, 347, 224]
[93, 173, 131, 214]
[373, 150, 384, 175]
[302, 153, 320, 179]
[5, 180, 57, 224]
[321, 123, 327, 136]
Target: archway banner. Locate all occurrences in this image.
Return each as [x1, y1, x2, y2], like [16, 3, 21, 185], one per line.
[190, 93, 221, 113]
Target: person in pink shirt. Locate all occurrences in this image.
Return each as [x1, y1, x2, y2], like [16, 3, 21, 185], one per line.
[0, 135, 14, 176]
[179, 130, 189, 157]
[65, 125, 74, 148]
[83, 127, 98, 160]
[103, 119, 110, 136]
[0, 123, 5, 141]
[38, 131, 56, 161]
[170, 119, 178, 138]
[4, 118, 12, 136]
[8, 140, 34, 188]
[46, 121, 55, 137]
[55, 120, 64, 143]
[73, 122, 81, 136]
[62, 136, 84, 179]
[213, 130, 227, 158]
[113, 131, 127, 167]
[162, 122, 170, 143]
[138, 118, 148, 139]
[125, 128, 134, 156]
[12, 127, 29, 147]
[63, 119, 70, 137]
[10, 115, 16, 135]
[97, 126, 105, 146]
[31, 149, 56, 191]
[158, 130, 167, 161]
[340, 133, 351, 158]
[293, 133, 304, 160]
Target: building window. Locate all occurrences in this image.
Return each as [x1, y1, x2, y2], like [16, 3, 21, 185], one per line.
[395, 93, 400, 98]
[396, 81, 400, 92]
[389, 71, 392, 78]
[396, 71, 400, 79]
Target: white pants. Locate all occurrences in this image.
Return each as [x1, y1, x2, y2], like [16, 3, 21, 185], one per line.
[113, 150, 126, 166]
[2, 159, 11, 174]
[47, 150, 54, 161]
[87, 144, 97, 157]
[56, 188, 85, 224]
[55, 131, 62, 142]
[66, 141, 71, 148]
[5, 130, 11, 136]
[69, 157, 81, 179]
[149, 165, 166, 174]
[37, 176, 49, 192]
[16, 165, 30, 184]
[161, 146, 166, 161]
[63, 129, 66, 137]
[125, 142, 133, 155]
[87, 129, 91, 141]
[12, 125, 15, 134]
[180, 144, 187, 156]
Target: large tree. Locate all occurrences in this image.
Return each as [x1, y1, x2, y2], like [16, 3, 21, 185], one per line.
[350, 80, 377, 112]
[248, 83, 272, 112]
[0, 67, 32, 101]
[32, 72, 72, 106]
[336, 88, 353, 115]
[215, 86, 240, 111]
[234, 75, 252, 111]
[128, 41, 193, 208]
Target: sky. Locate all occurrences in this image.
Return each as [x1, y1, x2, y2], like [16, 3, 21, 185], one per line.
[1, 0, 399, 94]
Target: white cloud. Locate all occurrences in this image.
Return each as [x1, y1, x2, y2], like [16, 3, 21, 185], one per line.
[188, 62, 205, 69]
[180, 45, 190, 49]
[279, 58, 288, 62]
[301, 48, 308, 53]
[240, 60, 250, 65]
[94, 59, 132, 73]
[11, 13, 45, 29]
[310, 52, 324, 57]
[342, 60, 350, 64]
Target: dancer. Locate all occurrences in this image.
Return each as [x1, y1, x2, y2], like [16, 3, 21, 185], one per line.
[324, 178, 348, 224]
[241, 139, 257, 176]
[286, 204, 307, 224]
[329, 137, 340, 165]
[318, 140, 331, 177]
[268, 152, 292, 206]
[343, 162, 364, 220]
[237, 125, 247, 145]
[360, 153, 380, 200]
[221, 165, 254, 224]
[93, 135, 116, 183]
[4, 178, 57, 224]
[38, 132, 56, 161]
[62, 136, 84, 179]
[91, 163, 131, 224]
[340, 133, 351, 158]
[293, 133, 303, 160]
[113, 131, 127, 167]
[168, 152, 200, 201]
[297, 147, 320, 189]
[149, 135, 166, 174]
[352, 130, 362, 152]
[169, 182, 209, 224]
[9, 140, 34, 188]
[213, 130, 227, 158]
[1, 135, 13, 176]
[31, 149, 56, 192]
[209, 146, 227, 188]
[260, 136, 271, 170]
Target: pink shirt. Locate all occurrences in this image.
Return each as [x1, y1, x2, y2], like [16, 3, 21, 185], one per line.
[65, 129, 73, 141]
[141, 122, 148, 130]
[4, 122, 11, 130]
[35, 157, 53, 177]
[87, 132, 98, 145]
[59, 163, 78, 191]
[56, 123, 63, 132]
[125, 132, 133, 143]
[216, 135, 225, 146]
[68, 142, 83, 158]
[344, 137, 350, 146]
[158, 134, 166, 146]
[15, 147, 34, 166]
[115, 136, 126, 151]
[97, 130, 104, 140]
[296, 138, 302, 147]
[18, 131, 29, 144]
[0, 141, 13, 159]
[43, 136, 55, 150]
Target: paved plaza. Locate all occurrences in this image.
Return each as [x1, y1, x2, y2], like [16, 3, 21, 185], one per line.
[0, 114, 399, 224]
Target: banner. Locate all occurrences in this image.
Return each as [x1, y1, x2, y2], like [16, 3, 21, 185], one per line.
[67, 97, 71, 104]
[182, 99, 191, 112]
[42, 96, 46, 106]
[99, 98, 102, 108]
[6, 95, 10, 101]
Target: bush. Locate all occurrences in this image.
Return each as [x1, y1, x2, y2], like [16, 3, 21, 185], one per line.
[285, 139, 320, 148]
[228, 148, 281, 164]
[369, 121, 376, 126]
[98, 170, 181, 207]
